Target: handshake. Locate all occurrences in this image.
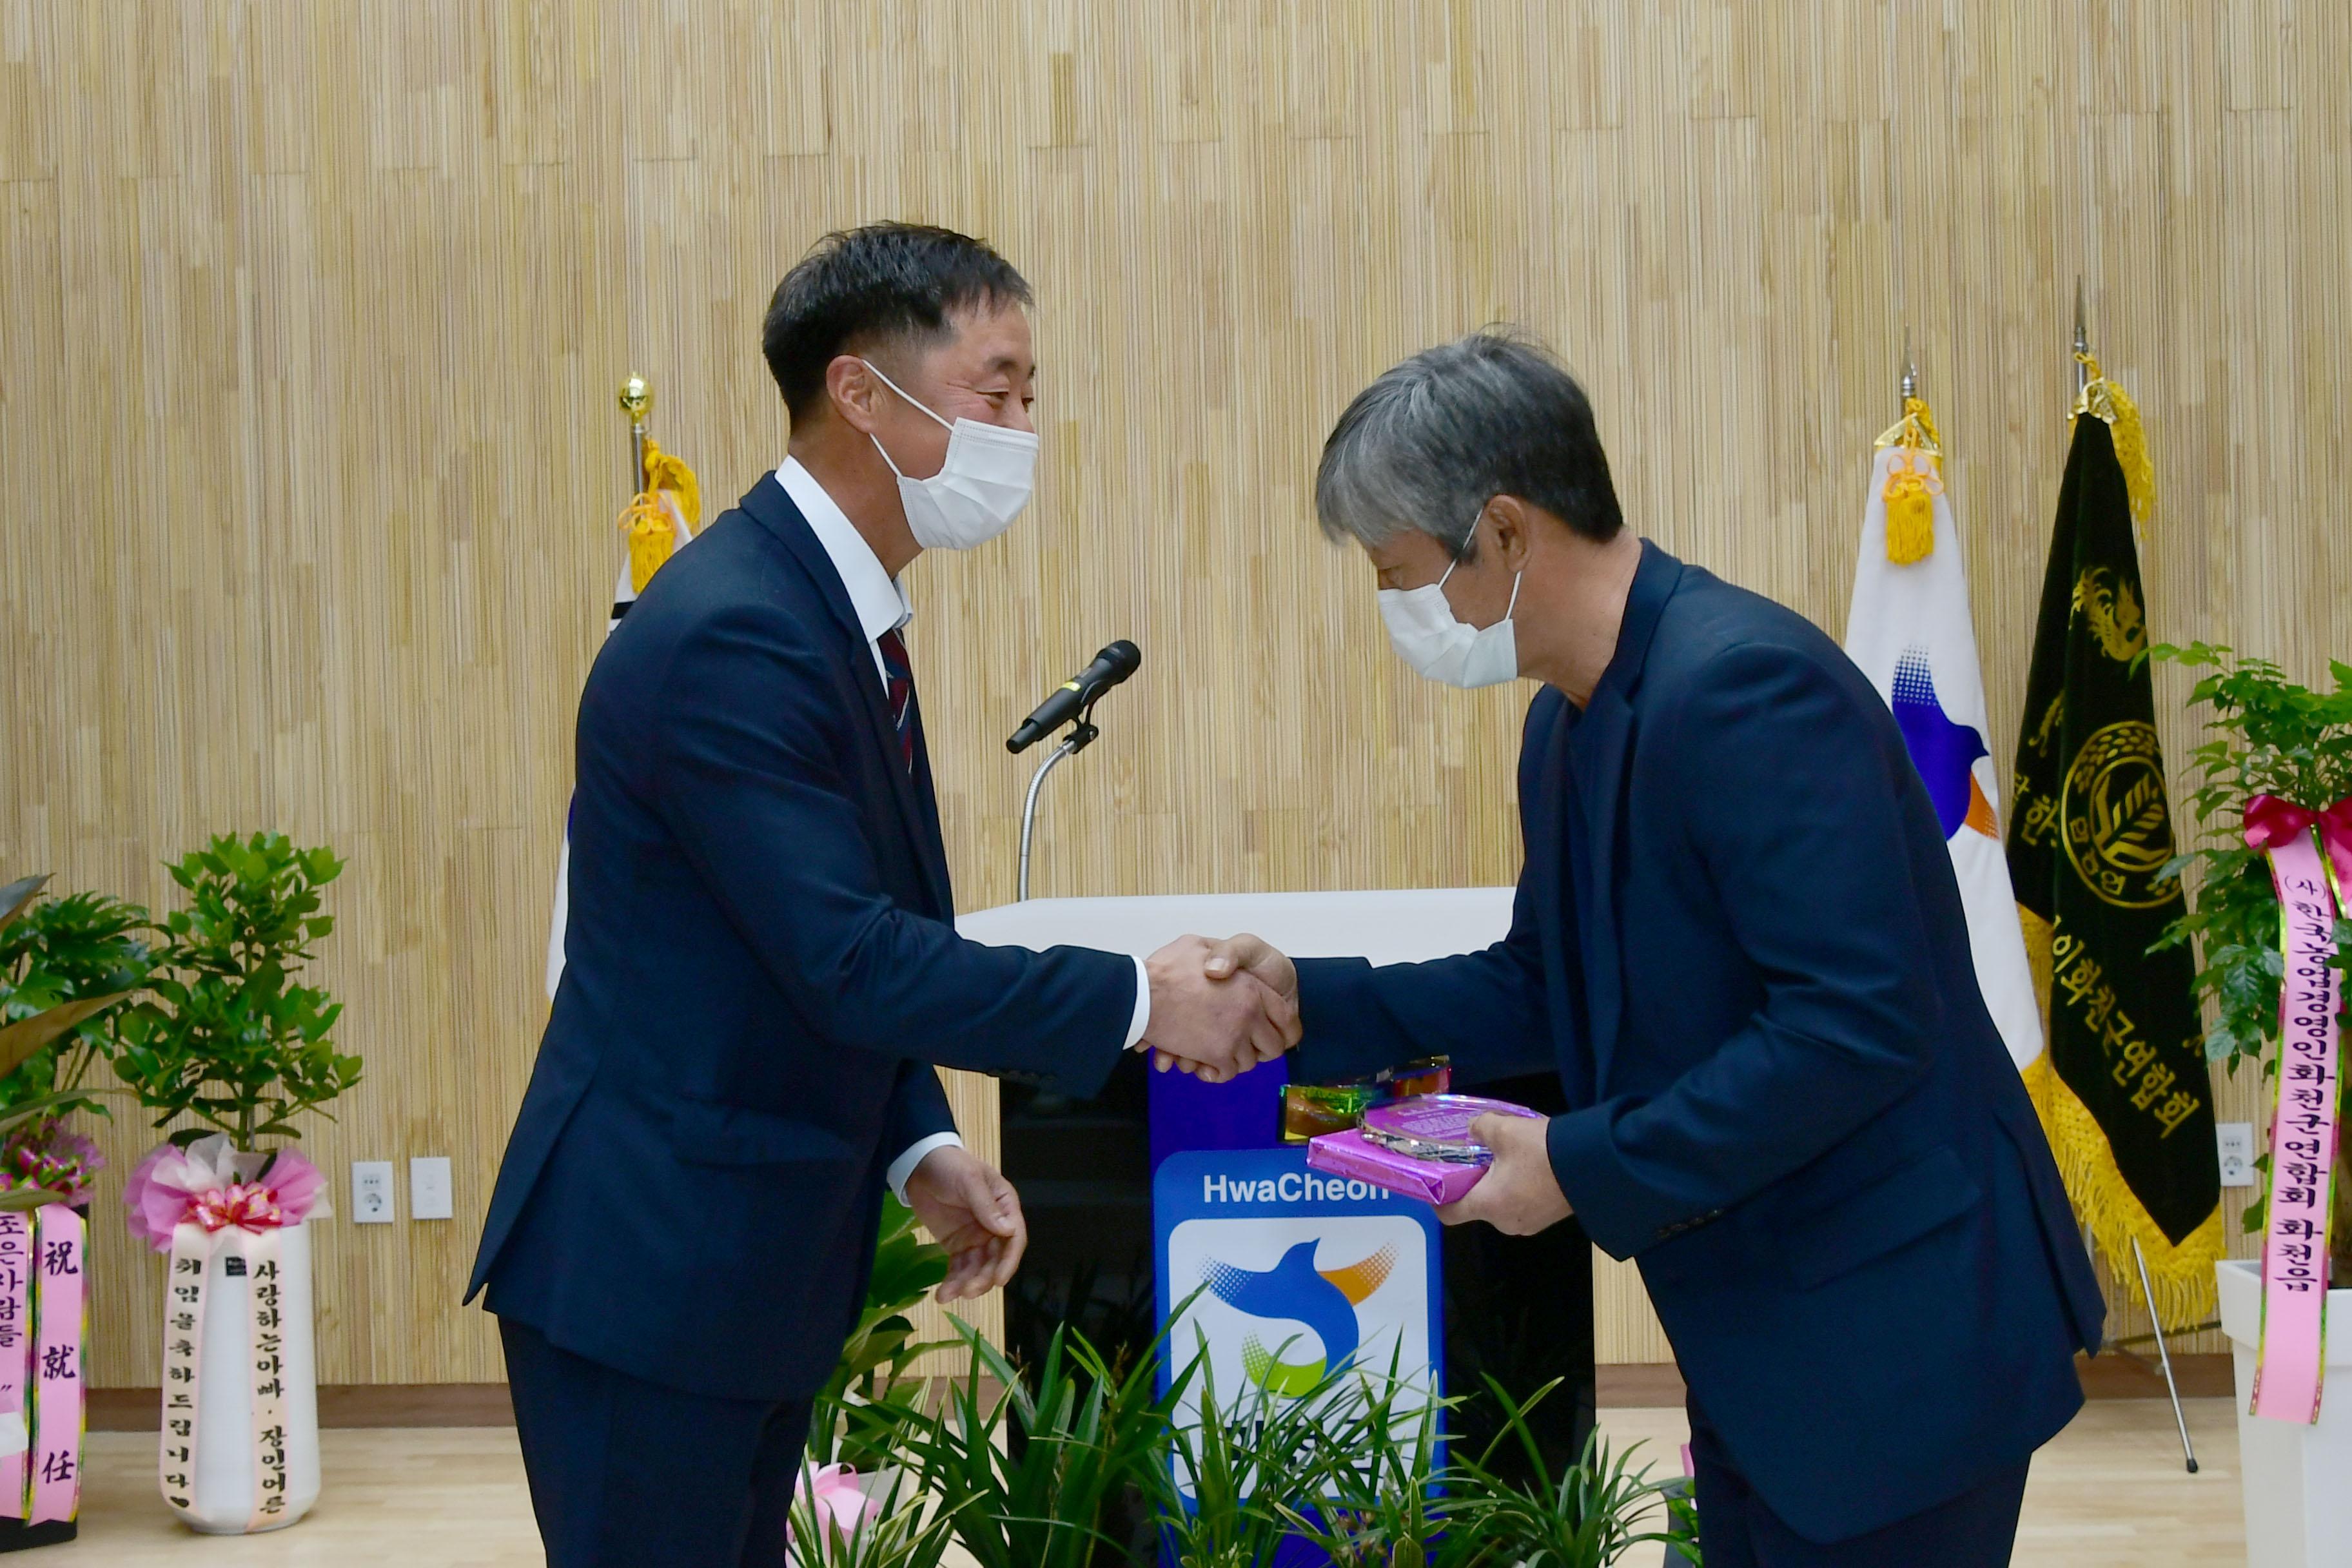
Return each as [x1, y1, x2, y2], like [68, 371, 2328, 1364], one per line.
[1137, 933, 1300, 1083]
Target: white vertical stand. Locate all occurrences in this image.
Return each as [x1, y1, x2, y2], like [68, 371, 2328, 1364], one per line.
[182, 1221, 320, 1534]
[2218, 1259, 2352, 1568]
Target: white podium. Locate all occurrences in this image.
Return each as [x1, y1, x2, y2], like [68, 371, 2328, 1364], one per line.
[956, 888, 1513, 967]
[2218, 1258, 2352, 1567]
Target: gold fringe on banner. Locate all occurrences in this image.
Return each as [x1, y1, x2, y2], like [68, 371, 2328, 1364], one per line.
[2016, 904, 2220, 1328]
[2044, 1072, 2226, 1326]
[2072, 353, 2157, 528]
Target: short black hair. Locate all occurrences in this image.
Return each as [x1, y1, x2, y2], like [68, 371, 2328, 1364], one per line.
[1317, 328, 1624, 554]
[761, 223, 1033, 421]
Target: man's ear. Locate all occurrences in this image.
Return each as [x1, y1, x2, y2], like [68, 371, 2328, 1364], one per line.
[1485, 495, 1536, 572]
[825, 355, 884, 435]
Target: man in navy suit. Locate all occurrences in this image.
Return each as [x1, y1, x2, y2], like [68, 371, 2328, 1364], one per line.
[1204, 331, 2106, 1565]
[470, 224, 1295, 1568]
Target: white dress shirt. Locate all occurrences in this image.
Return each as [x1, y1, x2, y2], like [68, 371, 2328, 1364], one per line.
[776, 460, 1152, 1203]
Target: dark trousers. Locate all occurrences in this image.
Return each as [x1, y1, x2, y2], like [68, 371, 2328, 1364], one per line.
[1689, 1398, 2030, 1568]
[500, 1316, 816, 1568]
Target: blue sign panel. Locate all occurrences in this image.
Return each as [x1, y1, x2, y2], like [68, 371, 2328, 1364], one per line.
[1153, 1145, 1446, 1538]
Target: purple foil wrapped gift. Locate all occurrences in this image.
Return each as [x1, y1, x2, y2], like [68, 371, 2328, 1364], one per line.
[1304, 1093, 1544, 1205]
[1305, 1128, 1491, 1204]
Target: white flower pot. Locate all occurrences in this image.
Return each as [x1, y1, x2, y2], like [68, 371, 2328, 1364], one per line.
[2217, 1258, 2352, 1568]
[168, 1220, 320, 1534]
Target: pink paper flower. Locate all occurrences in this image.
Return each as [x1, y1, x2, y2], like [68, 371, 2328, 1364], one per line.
[790, 1464, 883, 1564]
[122, 1135, 328, 1253]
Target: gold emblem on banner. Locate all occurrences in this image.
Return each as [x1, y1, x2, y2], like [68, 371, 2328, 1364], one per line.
[2059, 721, 2179, 907]
[2070, 567, 2146, 663]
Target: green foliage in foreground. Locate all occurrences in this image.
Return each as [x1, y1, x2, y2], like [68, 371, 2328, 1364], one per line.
[805, 1276, 1696, 1568]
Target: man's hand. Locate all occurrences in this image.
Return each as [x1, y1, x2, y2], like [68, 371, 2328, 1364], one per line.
[1435, 1112, 1573, 1236]
[902, 1145, 1026, 1302]
[1154, 932, 1302, 1078]
[1141, 934, 1300, 1083]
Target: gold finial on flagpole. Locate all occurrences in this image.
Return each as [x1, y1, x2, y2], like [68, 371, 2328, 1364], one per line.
[618, 374, 652, 489]
[2072, 278, 2090, 397]
[618, 373, 652, 425]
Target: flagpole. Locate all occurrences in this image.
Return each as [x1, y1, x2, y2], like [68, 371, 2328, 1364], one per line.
[2072, 278, 2090, 398]
[2067, 278, 2199, 1475]
[1899, 326, 1916, 411]
[619, 373, 652, 492]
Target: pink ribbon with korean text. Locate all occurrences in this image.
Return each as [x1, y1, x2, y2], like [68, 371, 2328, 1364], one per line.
[2244, 796, 2349, 1423]
[0, 1207, 86, 1524]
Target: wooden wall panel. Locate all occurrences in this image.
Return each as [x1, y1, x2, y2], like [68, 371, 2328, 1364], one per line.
[2, 1, 2344, 1387]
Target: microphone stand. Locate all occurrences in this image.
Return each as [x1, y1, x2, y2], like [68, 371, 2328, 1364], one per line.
[1016, 698, 1103, 902]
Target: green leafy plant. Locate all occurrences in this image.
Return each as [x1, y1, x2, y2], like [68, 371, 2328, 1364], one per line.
[0, 873, 153, 1122]
[1267, 1353, 1456, 1568]
[808, 1196, 953, 1471]
[2148, 644, 2352, 1244]
[785, 1465, 969, 1568]
[816, 1305, 1690, 1568]
[113, 834, 361, 1149]
[1436, 1377, 1697, 1568]
[2148, 644, 2352, 1076]
[1147, 1341, 1303, 1568]
[905, 1317, 1186, 1568]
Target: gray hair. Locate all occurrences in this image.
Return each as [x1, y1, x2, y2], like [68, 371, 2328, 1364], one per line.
[1315, 329, 1623, 558]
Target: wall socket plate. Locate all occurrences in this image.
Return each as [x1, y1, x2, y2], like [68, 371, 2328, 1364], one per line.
[351, 1160, 396, 1224]
[409, 1157, 454, 1221]
[2217, 1122, 2256, 1188]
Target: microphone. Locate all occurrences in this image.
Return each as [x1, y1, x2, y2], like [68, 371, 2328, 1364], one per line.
[1008, 640, 1141, 752]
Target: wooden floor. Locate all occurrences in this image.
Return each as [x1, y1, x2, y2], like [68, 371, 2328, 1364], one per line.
[64, 1400, 2243, 1565]
[1598, 1400, 2244, 1568]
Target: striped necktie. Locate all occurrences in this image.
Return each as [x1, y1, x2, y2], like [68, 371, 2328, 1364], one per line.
[876, 627, 916, 774]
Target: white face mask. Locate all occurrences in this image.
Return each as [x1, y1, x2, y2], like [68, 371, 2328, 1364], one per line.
[1378, 548, 1523, 688]
[860, 358, 1039, 551]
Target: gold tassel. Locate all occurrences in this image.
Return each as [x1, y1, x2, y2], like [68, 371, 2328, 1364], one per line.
[614, 438, 705, 594]
[1874, 396, 1945, 565]
[2072, 353, 2156, 527]
[641, 438, 701, 530]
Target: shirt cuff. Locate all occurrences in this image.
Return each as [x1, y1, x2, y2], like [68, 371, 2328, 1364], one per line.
[1124, 954, 1152, 1050]
[886, 1132, 963, 1204]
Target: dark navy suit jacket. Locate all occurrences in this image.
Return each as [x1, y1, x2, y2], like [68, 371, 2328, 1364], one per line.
[1295, 542, 2105, 1543]
[468, 475, 1135, 1402]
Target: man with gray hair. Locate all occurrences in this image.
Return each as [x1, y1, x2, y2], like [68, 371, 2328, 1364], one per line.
[1206, 331, 2104, 1565]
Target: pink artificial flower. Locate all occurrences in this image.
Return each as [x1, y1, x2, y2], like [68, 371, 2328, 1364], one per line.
[122, 1135, 329, 1253]
[0, 1126, 104, 1208]
[790, 1464, 883, 1563]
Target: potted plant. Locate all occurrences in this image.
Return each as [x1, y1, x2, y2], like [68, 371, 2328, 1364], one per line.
[902, 1318, 1182, 1568]
[2152, 644, 2352, 1566]
[0, 874, 149, 1547]
[807, 1197, 952, 1478]
[1433, 1377, 1697, 1567]
[112, 834, 359, 1535]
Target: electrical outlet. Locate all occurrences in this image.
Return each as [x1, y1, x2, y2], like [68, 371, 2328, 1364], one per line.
[2217, 1122, 2256, 1188]
[351, 1161, 396, 1224]
[409, 1157, 453, 1222]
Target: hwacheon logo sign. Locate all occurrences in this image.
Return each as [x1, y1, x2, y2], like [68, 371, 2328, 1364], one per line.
[1153, 1147, 1444, 1507]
